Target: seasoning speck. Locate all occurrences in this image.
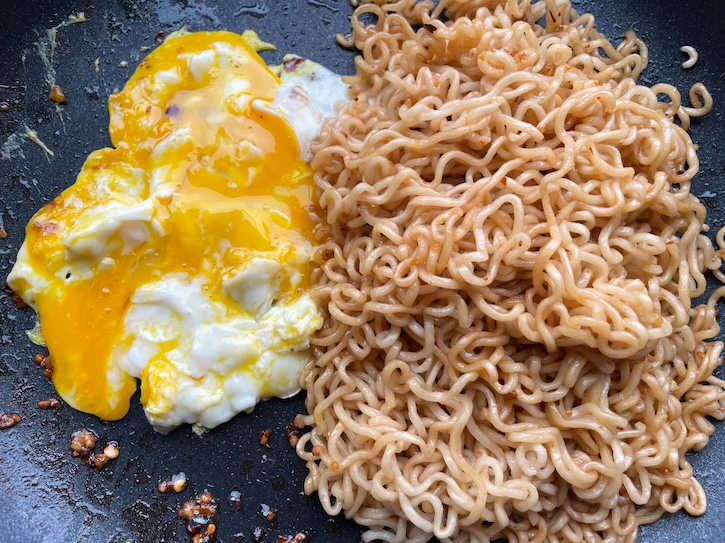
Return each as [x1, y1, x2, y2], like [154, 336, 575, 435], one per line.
[0, 227, 7, 238]
[0, 102, 9, 112]
[49, 85, 66, 104]
[0, 412, 21, 430]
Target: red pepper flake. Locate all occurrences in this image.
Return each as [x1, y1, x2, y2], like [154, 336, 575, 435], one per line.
[0, 412, 21, 429]
[155, 30, 169, 43]
[259, 428, 272, 448]
[422, 23, 436, 33]
[0, 227, 7, 238]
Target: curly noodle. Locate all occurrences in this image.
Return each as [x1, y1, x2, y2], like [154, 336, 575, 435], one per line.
[296, 1, 725, 542]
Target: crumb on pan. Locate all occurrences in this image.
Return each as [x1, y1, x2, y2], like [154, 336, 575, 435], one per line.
[158, 472, 188, 494]
[38, 398, 62, 409]
[0, 412, 22, 429]
[178, 492, 219, 543]
[258, 428, 272, 448]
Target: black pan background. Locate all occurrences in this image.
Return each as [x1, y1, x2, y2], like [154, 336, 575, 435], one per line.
[1, 1, 724, 542]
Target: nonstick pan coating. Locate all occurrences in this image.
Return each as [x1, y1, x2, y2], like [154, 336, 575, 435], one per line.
[1, 1, 724, 542]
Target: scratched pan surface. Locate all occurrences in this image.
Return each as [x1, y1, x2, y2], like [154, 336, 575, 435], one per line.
[1, 1, 725, 542]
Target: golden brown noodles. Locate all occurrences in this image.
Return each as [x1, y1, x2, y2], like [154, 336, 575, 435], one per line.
[298, 1, 725, 542]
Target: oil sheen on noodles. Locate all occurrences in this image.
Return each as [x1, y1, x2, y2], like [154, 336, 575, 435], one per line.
[298, 1, 725, 542]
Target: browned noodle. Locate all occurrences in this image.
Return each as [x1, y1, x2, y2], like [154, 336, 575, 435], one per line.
[298, 1, 725, 542]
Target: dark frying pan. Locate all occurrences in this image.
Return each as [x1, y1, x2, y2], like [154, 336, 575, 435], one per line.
[1, 1, 724, 542]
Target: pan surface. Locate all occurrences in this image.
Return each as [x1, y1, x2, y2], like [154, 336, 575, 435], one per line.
[1, 1, 724, 542]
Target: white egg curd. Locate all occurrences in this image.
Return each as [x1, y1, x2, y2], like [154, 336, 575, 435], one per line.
[7, 31, 348, 433]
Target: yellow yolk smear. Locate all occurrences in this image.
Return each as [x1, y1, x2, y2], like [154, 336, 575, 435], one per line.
[11, 32, 319, 421]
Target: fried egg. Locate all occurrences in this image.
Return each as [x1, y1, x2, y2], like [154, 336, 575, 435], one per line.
[7, 31, 347, 433]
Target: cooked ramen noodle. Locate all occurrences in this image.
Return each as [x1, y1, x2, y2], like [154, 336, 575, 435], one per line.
[680, 45, 698, 70]
[296, 1, 725, 542]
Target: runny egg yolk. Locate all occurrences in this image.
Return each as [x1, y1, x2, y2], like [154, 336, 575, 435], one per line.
[13, 32, 320, 421]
